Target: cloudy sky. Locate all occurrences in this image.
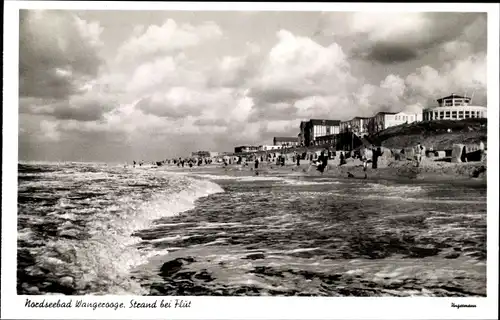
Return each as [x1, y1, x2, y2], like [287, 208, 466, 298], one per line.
[18, 10, 487, 162]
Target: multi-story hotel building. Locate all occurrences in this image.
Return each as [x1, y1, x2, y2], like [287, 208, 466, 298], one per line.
[422, 94, 487, 121]
[367, 111, 422, 135]
[340, 117, 372, 136]
[299, 119, 341, 146]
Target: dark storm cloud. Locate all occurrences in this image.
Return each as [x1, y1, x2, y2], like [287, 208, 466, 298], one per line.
[359, 43, 419, 64]
[20, 97, 115, 122]
[19, 10, 103, 100]
[353, 12, 486, 65]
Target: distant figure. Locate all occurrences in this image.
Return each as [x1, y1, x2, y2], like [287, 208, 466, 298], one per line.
[322, 150, 329, 172]
[339, 152, 346, 166]
[479, 140, 485, 161]
[372, 147, 382, 169]
[296, 155, 300, 166]
[363, 157, 368, 179]
[415, 142, 423, 167]
[133, 160, 136, 168]
[280, 156, 285, 167]
[317, 151, 326, 174]
[461, 146, 468, 163]
[254, 159, 259, 169]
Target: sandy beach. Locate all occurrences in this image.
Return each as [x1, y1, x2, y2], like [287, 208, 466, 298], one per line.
[162, 157, 487, 187]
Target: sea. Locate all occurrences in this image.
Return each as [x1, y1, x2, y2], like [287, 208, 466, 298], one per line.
[17, 162, 487, 296]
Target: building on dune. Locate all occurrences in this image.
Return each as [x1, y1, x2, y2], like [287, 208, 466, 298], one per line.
[340, 117, 372, 137]
[299, 119, 341, 146]
[367, 110, 422, 135]
[422, 93, 487, 121]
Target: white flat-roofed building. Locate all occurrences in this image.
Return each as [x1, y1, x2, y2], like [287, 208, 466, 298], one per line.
[259, 145, 282, 151]
[423, 93, 487, 121]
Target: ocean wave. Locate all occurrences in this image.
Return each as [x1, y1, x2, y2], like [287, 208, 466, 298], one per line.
[17, 164, 224, 295]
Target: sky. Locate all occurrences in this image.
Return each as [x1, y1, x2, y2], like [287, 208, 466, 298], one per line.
[18, 9, 488, 162]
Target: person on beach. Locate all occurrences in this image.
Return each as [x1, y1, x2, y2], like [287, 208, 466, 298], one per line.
[372, 147, 382, 169]
[415, 142, 423, 167]
[296, 154, 300, 166]
[254, 158, 259, 170]
[363, 157, 368, 179]
[339, 152, 346, 166]
[317, 151, 326, 174]
[322, 150, 329, 172]
[479, 140, 485, 161]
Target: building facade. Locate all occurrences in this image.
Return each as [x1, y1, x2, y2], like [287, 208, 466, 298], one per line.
[259, 145, 282, 151]
[234, 146, 259, 154]
[273, 137, 299, 147]
[422, 94, 487, 121]
[367, 110, 422, 135]
[314, 134, 337, 146]
[300, 119, 340, 146]
[340, 117, 371, 136]
[367, 112, 396, 134]
[298, 121, 308, 146]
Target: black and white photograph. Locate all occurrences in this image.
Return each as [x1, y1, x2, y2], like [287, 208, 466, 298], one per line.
[2, 1, 499, 320]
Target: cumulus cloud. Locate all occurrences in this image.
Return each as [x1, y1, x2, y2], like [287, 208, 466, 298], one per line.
[20, 92, 117, 122]
[329, 12, 486, 64]
[115, 19, 222, 64]
[17, 11, 489, 162]
[247, 30, 357, 122]
[19, 10, 104, 100]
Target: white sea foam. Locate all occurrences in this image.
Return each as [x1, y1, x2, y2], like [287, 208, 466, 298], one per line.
[20, 169, 224, 295]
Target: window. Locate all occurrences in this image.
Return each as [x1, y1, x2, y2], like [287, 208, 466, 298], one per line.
[459, 111, 464, 118]
[445, 111, 450, 118]
[440, 111, 444, 119]
[465, 111, 470, 118]
[452, 111, 457, 119]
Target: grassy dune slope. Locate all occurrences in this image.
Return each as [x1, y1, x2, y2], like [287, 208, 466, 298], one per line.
[369, 119, 487, 150]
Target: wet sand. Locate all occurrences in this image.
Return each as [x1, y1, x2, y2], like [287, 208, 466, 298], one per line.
[162, 158, 487, 187]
